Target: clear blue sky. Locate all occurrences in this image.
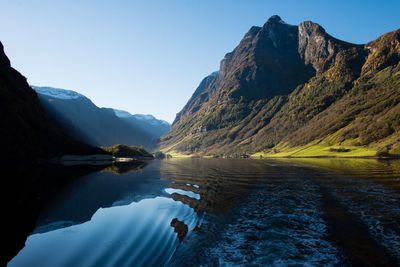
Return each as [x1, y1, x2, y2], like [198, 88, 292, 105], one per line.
[0, 0, 399, 122]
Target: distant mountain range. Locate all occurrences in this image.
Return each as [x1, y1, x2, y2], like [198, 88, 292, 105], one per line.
[161, 15, 400, 157]
[33, 86, 170, 151]
[0, 42, 102, 162]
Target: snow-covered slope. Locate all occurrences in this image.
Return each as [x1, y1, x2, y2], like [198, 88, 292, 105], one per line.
[33, 86, 86, 100]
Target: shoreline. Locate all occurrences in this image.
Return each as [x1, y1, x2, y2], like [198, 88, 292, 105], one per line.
[252, 155, 400, 159]
[161, 154, 400, 160]
[40, 154, 154, 166]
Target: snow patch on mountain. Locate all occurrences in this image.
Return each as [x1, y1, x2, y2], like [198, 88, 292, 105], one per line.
[113, 109, 132, 118]
[32, 86, 85, 100]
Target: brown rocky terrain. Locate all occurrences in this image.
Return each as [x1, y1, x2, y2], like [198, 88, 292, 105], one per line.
[161, 16, 400, 157]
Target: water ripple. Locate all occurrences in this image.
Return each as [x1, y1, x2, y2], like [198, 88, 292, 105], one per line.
[201, 178, 343, 266]
[9, 197, 198, 267]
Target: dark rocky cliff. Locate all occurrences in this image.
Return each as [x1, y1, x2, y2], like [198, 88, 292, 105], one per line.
[0, 42, 103, 162]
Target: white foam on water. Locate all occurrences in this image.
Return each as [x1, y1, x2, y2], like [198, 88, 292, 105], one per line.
[202, 178, 343, 266]
[328, 177, 400, 260]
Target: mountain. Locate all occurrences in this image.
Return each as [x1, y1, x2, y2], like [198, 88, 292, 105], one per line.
[161, 15, 400, 157]
[33, 86, 170, 151]
[0, 42, 103, 162]
[113, 109, 170, 139]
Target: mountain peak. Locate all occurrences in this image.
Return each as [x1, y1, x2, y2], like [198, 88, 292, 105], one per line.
[113, 109, 170, 127]
[0, 41, 11, 69]
[266, 15, 285, 24]
[299, 21, 326, 35]
[298, 20, 359, 73]
[113, 109, 132, 118]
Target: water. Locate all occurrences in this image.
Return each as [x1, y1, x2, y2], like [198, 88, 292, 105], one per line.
[6, 159, 400, 266]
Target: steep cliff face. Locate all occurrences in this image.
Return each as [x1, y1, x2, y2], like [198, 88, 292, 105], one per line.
[298, 21, 360, 73]
[161, 16, 400, 157]
[0, 42, 102, 161]
[217, 15, 315, 101]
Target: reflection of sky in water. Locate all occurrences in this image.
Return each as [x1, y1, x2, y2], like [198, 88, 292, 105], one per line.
[185, 183, 200, 189]
[7, 159, 400, 266]
[9, 197, 197, 267]
[165, 188, 201, 200]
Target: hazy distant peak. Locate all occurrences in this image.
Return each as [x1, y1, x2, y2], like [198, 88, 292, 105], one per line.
[133, 114, 170, 126]
[113, 109, 170, 126]
[133, 114, 156, 120]
[113, 109, 132, 118]
[32, 86, 85, 100]
[113, 109, 154, 120]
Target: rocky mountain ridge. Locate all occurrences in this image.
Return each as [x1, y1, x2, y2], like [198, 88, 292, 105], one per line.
[161, 16, 400, 157]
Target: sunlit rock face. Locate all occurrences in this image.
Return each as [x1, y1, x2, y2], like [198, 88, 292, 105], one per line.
[161, 16, 400, 157]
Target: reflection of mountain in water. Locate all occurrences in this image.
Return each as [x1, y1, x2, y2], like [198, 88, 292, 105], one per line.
[2, 164, 106, 266]
[160, 159, 278, 214]
[102, 161, 148, 174]
[170, 218, 189, 242]
[34, 161, 165, 233]
[10, 197, 198, 267]
[8, 160, 201, 267]
[6, 159, 400, 267]
[3, 161, 150, 266]
[164, 159, 400, 266]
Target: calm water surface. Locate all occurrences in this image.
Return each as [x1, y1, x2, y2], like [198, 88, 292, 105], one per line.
[7, 159, 400, 266]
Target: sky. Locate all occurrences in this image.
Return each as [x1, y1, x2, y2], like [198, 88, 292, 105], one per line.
[0, 1, 399, 123]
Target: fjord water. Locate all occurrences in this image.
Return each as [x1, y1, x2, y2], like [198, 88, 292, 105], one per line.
[8, 159, 400, 266]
